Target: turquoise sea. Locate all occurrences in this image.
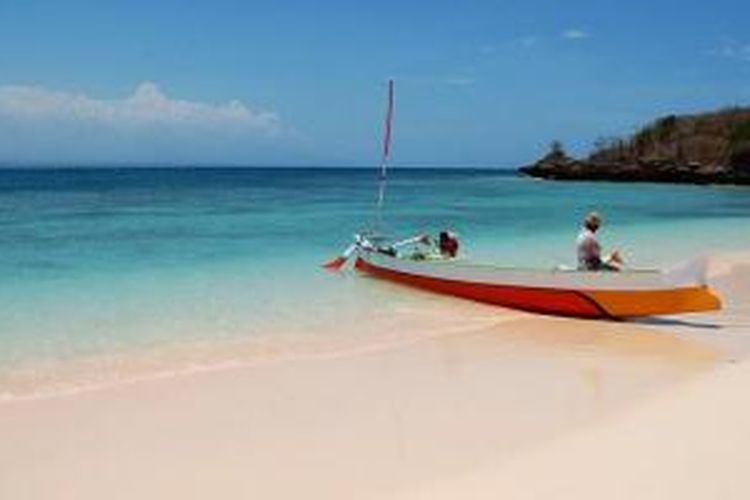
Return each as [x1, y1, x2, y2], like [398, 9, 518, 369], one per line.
[1, 167, 749, 396]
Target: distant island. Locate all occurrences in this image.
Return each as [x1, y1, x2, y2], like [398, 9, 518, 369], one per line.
[519, 107, 750, 184]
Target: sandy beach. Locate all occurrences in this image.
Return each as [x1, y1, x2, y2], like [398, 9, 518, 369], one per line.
[389, 355, 750, 500]
[0, 254, 747, 499]
[0, 320, 719, 499]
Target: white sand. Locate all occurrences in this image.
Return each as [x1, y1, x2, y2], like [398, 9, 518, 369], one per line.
[386, 357, 750, 500]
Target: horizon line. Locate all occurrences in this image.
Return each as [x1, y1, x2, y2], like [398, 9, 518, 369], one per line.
[0, 163, 518, 171]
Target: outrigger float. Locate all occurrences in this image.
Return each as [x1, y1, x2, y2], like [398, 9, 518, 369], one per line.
[322, 80, 722, 320]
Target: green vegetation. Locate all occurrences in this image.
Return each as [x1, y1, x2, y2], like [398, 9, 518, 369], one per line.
[588, 107, 750, 168]
[730, 120, 750, 145]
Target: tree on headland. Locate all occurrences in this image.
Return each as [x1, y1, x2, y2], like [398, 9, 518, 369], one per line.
[591, 136, 626, 162]
[548, 140, 567, 160]
[729, 119, 750, 169]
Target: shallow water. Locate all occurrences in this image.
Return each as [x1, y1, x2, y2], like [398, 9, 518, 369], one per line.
[0, 167, 748, 395]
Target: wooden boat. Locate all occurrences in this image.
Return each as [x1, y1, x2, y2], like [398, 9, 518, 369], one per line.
[323, 80, 722, 319]
[354, 249, 721, 319]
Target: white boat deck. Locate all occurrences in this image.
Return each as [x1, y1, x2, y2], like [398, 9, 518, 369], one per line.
[359, 251, 708, 291]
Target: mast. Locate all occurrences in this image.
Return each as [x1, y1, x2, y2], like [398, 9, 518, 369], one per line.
[376, 79, 395, 224]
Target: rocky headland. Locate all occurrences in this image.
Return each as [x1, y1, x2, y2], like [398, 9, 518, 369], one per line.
[519, 107, 750, 184]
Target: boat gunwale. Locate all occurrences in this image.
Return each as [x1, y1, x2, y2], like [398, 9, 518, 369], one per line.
[355, 253, 700, 294]
[360, 251, 662, 277]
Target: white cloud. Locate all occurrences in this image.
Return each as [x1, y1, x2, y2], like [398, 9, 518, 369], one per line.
[562, 29, 590, 40]
[0, 82, 281, 134]
[495, 30, 589, 52]
[707, 38, 750, 62]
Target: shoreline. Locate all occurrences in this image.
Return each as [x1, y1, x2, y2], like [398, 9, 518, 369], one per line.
[0, 250, 746, 403]
[0, 252, 747, 499]
[0, 307, 528, 404]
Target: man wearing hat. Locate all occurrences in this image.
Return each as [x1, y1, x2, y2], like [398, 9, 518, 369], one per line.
[577, 212, 622, 271]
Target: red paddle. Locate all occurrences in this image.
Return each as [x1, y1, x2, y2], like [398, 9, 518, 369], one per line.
[322, 244, 356, 271]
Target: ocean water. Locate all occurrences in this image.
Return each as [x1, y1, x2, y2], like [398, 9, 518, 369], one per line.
[1, 167, 749, 395]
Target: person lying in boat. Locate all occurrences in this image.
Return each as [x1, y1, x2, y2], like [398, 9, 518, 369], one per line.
[577, 212, 623, 271]
[405, 231, 459, 260]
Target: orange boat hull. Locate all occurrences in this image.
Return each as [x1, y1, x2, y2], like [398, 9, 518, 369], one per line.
[354, 256, 721, 319]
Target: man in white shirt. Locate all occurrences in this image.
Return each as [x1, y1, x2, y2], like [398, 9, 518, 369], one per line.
[577, 212, 622, 271]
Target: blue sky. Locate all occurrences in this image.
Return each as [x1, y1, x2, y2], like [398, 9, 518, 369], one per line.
[0, 0, 749, 167]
